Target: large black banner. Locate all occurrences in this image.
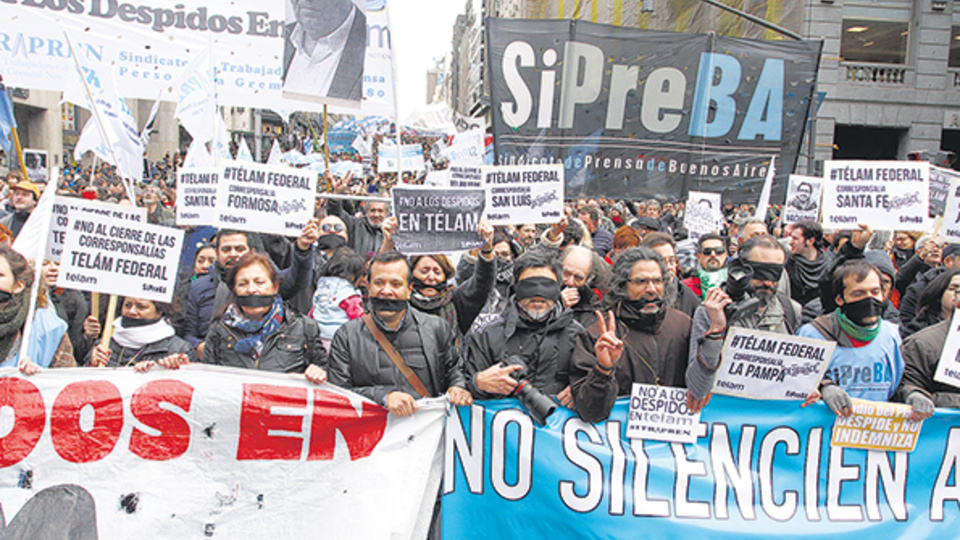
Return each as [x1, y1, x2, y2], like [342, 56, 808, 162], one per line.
[486, 19, 822, 203]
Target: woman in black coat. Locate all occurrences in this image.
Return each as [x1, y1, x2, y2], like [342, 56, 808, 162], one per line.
[88, 297, 196, 370]
[201, 252, 327, 383]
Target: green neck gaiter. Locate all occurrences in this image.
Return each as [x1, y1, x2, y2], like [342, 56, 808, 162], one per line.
[836, 309, 880, 343]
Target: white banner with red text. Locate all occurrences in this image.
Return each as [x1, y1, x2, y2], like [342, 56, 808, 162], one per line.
[0, 366, 443, 539]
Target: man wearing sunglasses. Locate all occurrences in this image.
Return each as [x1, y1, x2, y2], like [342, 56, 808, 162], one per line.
[682, 234, 729, 299]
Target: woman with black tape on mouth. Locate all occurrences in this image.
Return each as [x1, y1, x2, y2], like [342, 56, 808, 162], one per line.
[201, 251, 327, 384]
[86, 297, 195, 371]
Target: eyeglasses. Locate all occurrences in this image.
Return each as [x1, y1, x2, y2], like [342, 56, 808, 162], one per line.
[627, 277, 664, 287]
[322, 223, 345, 233]
[562, 269, 588, 284]
[700, 247, 725, 256]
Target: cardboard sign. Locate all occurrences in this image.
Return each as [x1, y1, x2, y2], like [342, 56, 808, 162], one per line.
[933, 308, 960, 388]
[176, 167, 220, 226]
[683, 191, 722, 239]
[929, 165, 958, 217]
[715, 328, 833, 400]
[626, 384, 700, 444]
[48, 198, 146, 262]
[782, 174, 823, 225]
[937, 177, 960, 243]
[481, 164, 564, 225]
[822, 160, 929, 231]
[216, 160, 317, 236]
[57, 209, 184, 303]
[392, 186, 486, 255]
[832, 399, 922, 452]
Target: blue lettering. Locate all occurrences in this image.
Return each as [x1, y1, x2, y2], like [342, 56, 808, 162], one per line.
[689, 53, 740, 138]
[738, 59, 783, 141]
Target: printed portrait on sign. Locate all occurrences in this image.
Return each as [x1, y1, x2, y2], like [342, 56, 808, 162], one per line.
[24, 149, 48, 182]
[283, 0, 366, 102]
[788, 181, 819, 212]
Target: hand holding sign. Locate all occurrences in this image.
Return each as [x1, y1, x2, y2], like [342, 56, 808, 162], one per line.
[296, 218, 321, 251]
[594, 310, 624, 369]
[478, 220, 494, 251]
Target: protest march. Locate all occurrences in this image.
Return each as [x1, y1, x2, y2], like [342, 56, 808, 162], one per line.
[1, 0, 960, 538]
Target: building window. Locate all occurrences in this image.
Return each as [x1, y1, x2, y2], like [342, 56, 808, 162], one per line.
[841, 1, 912, 64]
[952, 3, 960, 68]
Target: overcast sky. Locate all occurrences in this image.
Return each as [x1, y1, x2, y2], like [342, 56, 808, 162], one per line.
[389, 0, 466, 119]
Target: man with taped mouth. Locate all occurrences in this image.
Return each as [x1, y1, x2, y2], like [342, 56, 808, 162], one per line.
[463, 250, 582, 411]
[327, 250, 473, 416]
[799, 259, 914, 419]
[568, 246, 692, 423]
[686, 235, 801, 413]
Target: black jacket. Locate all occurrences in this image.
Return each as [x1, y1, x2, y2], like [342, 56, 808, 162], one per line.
[899, 265, 945, 328]
[92, 334, 197, 368]
[897, 318, 960, 408]
[327, 309, 465, 404]
[202, 308, 326, 373]
[183, 245, 314, 347]
[570, 306, 691, 423]
[49, 289, 90, 365]
[463, 303, 583, 399]
[328, 199, 384, 257]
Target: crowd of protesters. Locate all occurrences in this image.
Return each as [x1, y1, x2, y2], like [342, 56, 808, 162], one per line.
[0, 134, 954, 432]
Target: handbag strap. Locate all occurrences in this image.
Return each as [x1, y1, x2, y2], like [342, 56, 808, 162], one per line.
[362, 314, 429, 398]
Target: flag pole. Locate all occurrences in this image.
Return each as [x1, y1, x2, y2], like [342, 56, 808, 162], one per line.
[10, 127, 27, 178]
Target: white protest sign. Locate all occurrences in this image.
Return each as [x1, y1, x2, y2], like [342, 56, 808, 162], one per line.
[626, 384, 700, 444]
[937, 176, 960, 242]
[47, 198, 147, 262]
[449, 166, 482, 188]
[929, 165, 958, 217]
[443, 128, 484, 166]
[683, 191, 722, 239]
[57, 210, 184, 303]
[176, 167, 220, 227]
[832, 399, 922, 452]
[481, 164, 564, 225]
[424, 170, 450, 187]
[822, 160, 929, 231]
[782, 174, 823, 225]
[934, 308, 960, 388]
[216, 160, 317, 236]
[378, 143, 425, 173]
[0, 365, 443, 539]
[715, 328, 834, 400]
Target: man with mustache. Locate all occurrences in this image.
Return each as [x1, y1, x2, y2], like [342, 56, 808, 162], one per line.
[686, 235, 801, 412]
[567, 247, 692, 423]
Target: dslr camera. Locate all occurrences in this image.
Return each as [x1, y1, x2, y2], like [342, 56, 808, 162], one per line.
[722, 260, 762, 324]
[502, 355, 557, 426]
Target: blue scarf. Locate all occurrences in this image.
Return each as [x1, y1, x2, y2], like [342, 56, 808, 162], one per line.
[222, 296, 285, 359]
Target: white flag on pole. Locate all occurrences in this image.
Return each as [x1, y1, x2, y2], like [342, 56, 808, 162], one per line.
[267, 139, 283, 165]
[237, 137, 254, 162]
[754, 156, 776, 222]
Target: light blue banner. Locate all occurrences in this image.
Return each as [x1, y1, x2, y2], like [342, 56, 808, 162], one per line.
[443, 395, 960, 538]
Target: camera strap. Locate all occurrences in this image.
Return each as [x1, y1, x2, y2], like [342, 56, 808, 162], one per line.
[362, 315, 430, 398]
